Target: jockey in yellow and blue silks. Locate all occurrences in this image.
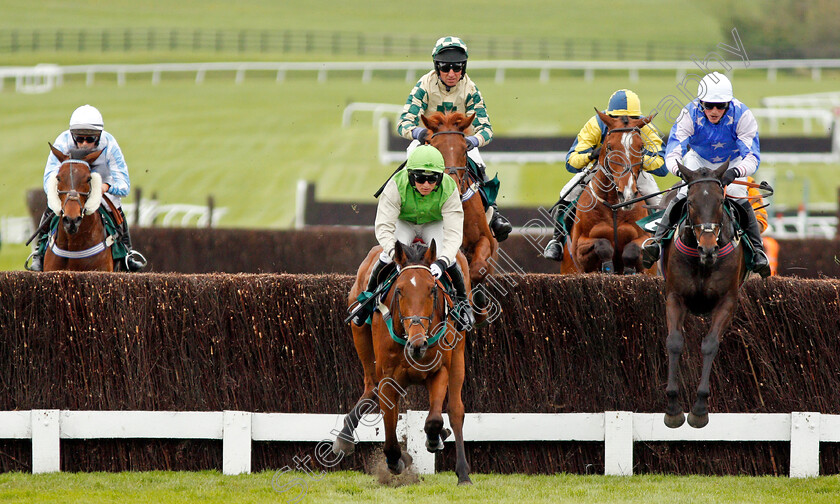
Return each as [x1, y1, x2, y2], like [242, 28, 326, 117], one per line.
[397, 36, 512, 242]
[641, 72, 771, 277]
[543, 89, 668, 262]
[351, 145, 474, 331]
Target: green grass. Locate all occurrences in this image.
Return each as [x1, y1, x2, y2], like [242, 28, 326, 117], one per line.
[1, 471, 839, 503]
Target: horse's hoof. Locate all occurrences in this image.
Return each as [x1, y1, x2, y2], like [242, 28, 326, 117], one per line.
[458, 477, 473, 486]
[664, 412, 686, 429]
[624, 267, 636, 275]
[388, 458, 406, 475]
[440, 428, 452, 442]
[333, 437, 355, 456]
[602, 261, 614, 274]
[687, 412, 709, 429]
[426, 437, 445, 453]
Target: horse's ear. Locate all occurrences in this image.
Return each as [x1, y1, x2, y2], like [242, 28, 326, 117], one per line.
[420, 114, 432, 129]
[393, 242, 407, 267]
[640, 112, 657, 126]
[424, 240, 438, 265]
[714, 160, 730, 179]
[84, 149, 103, 164]
[461, 113, 476, 132]
[676, 160, 693, 181]
[49, 142, 68, 163]
[595, 108, 613, 125]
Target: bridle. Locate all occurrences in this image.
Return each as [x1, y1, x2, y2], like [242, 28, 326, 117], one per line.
[429, 130, 474, 196]
[684, 177, 727, 244]
[56, 159, 93, 217]
[390, 265, 441, 339]
[598, 126, 644, 195]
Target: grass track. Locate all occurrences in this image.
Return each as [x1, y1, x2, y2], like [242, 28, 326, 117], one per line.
[1, 470, 839, 503]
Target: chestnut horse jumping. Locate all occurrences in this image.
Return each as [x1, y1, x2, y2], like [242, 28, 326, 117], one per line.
[43, 145, 115, 272]
[560, 110, 658, 275]
[423, 111, 497, 320]
[334, 240, 472, 485]
[662, 161, 748, 429]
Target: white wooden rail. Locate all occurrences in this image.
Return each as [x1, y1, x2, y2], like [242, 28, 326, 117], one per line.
[3, 59, 840, 92]
[1, 410, 836, 477]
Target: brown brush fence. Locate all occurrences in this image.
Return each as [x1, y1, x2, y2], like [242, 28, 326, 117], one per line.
[1, 272, 840, 475]
[131, 227, 840, 278]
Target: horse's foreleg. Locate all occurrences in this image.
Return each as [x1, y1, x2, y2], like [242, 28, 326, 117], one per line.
[467, 236, 494, 287]
[688, 293, 738, 429]
[577, 237, 614, 273]
[446, 341, 471, 485]
[622, 235, 648, 275]
[379, 380, 405, 475]
[424, 368, 449, 453]
[664, 292, 688, 428]
[333, 324, 377, 456]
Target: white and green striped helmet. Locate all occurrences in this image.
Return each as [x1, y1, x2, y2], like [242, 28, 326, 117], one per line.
[432, 36, 469, 62]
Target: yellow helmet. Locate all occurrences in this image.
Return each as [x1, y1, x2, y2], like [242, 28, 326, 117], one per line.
[606, 89, 642, 117]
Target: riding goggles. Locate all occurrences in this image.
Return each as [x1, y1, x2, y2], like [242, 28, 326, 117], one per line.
[412, 173, 441, 185]
[73, 135, 101, 144]
[436, 62, 465, 73]
[701, 101, 729, 111]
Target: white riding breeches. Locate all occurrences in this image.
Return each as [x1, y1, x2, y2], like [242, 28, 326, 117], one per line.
[560, 168, 662, 206]
[394, 219, 449, 266]
[677, 150, 749, 199]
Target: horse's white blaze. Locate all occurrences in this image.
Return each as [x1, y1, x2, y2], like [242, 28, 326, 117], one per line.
[620, 132, 637, 201]
[410, 277, 417, 287]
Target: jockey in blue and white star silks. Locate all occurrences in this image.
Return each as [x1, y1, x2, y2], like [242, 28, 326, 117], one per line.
[641, 72, 770, 277]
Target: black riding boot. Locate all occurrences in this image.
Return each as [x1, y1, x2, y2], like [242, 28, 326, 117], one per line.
[117, 208, 147, 272]
[475, 163, 512, 242]
[351, 258, 389, 326]
[26, 208, 55, 272]
[734, 199, 772, 278]
[446, 262, 475, 332]
[543, 201, 576, 262]
[642, 195, 685, 269]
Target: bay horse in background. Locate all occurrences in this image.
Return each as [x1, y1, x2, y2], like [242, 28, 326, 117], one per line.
[335, 240, 472, 485]
[43, 144, 114, 272]
[662, 161, 748, 429]
[423, 111, 497, 315]
[560, 110, 657, 275]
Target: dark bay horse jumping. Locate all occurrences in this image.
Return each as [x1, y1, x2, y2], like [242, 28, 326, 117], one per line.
[662, 161, 748, 429]
[560, 110, 657, 275]
[422, 111, 498, 291]
[43, 144, 115, 272]
[335, 240, 471, 485]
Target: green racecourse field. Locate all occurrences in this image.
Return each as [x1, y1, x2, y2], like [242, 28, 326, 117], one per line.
[1, 471, 839, 503]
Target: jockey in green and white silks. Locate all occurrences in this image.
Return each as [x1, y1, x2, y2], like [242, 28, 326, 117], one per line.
[397, 36, 512, 242]
[27, 104, 146, 272]
[352, 145, 474, 330]
[543, 89, 667, 262]
[641, 72, 771, 278]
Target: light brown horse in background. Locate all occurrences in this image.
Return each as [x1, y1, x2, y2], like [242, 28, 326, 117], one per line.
[423, 111, 497, 317]
[335, 240, 472, 485]
[43, 144, 114, 272]
[560, 110, 657, 275]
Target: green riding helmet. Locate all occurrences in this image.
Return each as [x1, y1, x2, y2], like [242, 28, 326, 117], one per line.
[406, 145, 445, 185]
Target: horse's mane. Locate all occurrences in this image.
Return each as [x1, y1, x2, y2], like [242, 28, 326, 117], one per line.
[401, 242, 431, 265]
[69, 148, 96, 160]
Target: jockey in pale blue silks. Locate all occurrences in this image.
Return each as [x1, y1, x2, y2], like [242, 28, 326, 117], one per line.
[641, 72, 771, 278]
[28, 104, 147, 272]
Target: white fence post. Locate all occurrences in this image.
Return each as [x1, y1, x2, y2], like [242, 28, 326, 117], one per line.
[223, 411, 252, 475]
[604, 411, 633, 476]
[405, 410, 435, 475]
[790, 412, 820, 478]
[31, 409, 60, 474]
